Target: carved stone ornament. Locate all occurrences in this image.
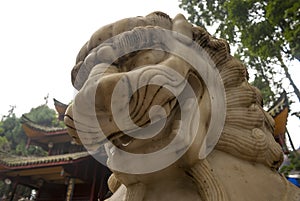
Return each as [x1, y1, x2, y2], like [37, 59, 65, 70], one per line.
[65, 12, 300, 201]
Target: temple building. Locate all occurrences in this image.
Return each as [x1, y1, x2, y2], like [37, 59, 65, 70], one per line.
[0, 99, 111, 201]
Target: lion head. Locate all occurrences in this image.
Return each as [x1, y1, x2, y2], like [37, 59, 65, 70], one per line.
[64, 12, 284, 201]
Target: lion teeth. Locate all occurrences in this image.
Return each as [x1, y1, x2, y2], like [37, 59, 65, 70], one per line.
[120, 135, 134, 147]
[122, 140, 133, 147]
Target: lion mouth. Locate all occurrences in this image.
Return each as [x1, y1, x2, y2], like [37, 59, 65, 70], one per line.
[106, 130, 137, 149]
[64, 96, 181, 155]
[105, 104, 181, 155]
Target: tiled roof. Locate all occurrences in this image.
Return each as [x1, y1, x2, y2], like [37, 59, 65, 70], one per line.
[21, 115, 67, 135]
[0, 151, 90, 169]
[24, 120, 67, 133]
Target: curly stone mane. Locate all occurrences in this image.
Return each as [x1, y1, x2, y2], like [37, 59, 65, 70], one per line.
[66, 11, 285, 201]
[187, 22, 284, 201]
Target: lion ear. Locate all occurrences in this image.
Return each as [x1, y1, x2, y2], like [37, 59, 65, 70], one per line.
[172, 14, 193, 40]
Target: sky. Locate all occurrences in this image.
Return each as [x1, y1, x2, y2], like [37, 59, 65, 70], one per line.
[1, 0, 300, 148]
[0, 0, 187, 116]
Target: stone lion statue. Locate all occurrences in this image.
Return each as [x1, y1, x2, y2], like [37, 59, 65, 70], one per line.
[64, 12, 300, 201]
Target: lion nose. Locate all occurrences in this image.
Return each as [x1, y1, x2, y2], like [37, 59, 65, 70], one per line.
[95, 73, 126, 114]
[64, 73, 128, 145]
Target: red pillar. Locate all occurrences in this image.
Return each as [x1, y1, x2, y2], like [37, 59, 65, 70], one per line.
[65, 178, 75, 201]
[9, 181, 18, 201]
[89, 167, 97, 201]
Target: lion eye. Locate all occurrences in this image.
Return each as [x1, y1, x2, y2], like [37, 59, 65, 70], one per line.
[135, 50, 167, 66]
[114, 50, 168, 72]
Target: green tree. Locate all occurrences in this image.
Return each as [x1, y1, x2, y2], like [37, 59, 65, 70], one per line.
[0, 180, 11, 199]
[280, 152, 300, 175]
[25, 104, 64, 127]
[179, 0, 300, 106]
[0, 114, 26, 152]
[0, 136, 10, 152]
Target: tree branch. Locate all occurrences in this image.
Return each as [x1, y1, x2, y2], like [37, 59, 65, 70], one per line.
[278, 56, 300, 102]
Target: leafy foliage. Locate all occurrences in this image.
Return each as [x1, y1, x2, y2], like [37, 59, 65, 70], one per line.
[0, 180, 10, 199]
[25, 104, 65, 127]
[0, 114, 25, 153]
[0, 181, 32, 200]
[0, 136, 10, 152]
[179, 0, 300, 107]
[280, 152, 300, 176]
